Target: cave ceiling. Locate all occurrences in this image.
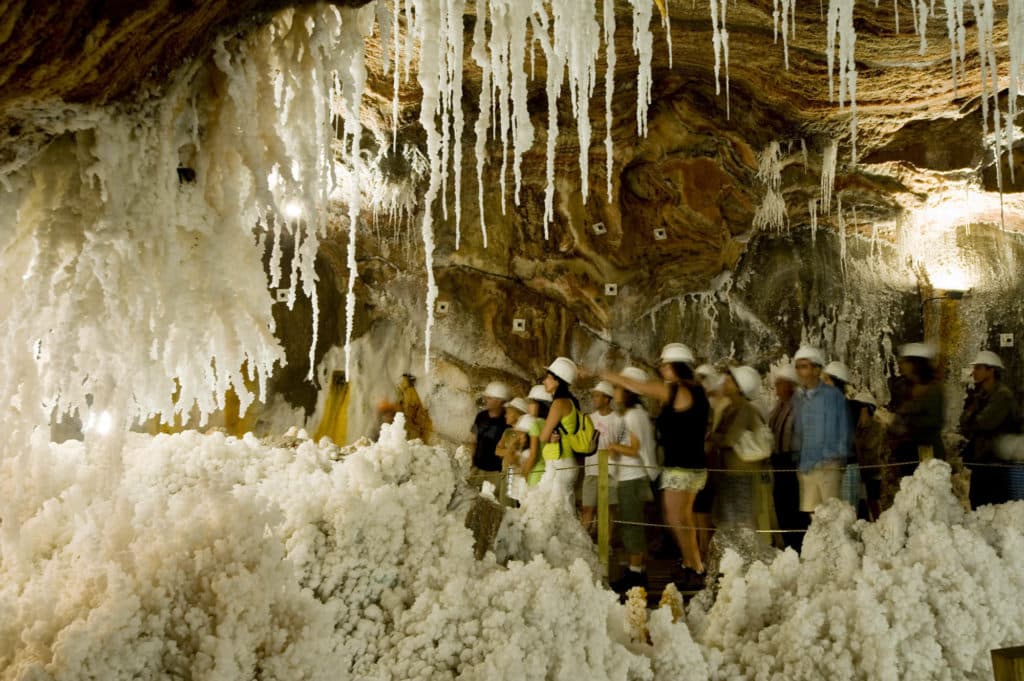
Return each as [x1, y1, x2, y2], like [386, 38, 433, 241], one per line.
[1, 0, 1022, 382]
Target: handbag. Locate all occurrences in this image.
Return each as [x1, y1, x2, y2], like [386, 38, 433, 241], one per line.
[734, 417, 773, 463]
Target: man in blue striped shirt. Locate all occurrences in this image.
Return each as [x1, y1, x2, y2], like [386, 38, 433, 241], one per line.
[793, 346, 849, 514]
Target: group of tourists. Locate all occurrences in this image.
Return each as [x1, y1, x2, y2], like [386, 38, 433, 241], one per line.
[467, 342, 1022, 592]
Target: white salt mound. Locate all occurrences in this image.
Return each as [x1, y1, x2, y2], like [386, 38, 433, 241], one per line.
[1, 420, 1021, 681]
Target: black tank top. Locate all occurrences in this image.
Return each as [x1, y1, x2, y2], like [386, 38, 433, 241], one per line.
[656, 382, 710, 470]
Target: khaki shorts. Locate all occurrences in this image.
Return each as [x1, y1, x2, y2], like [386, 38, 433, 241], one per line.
[798, 462, 843, 512]
[660, 467, 708, 493]
[581, 475, 618, 507]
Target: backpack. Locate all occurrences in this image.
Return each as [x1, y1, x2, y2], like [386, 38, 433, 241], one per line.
[558, 407, 600, 458]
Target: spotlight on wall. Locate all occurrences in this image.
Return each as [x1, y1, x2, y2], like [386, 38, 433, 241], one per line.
[283, 200, 304, 221]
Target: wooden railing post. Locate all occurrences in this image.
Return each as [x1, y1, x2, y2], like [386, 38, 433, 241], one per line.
[597, 448, 610, 580]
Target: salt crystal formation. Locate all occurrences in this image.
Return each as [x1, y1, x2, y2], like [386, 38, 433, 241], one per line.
[1, 420, 1021, 680]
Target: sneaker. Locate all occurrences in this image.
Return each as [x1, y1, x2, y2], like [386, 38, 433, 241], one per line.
[611, 569, 647, 593]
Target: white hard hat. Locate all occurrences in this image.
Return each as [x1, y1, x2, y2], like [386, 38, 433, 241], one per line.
[483, 381, 511, 401]
[793, 346, 825, 366]
[824, 361, 851, 384]
[851, 390, 877, 408]
[504, 397, 530, 414]
[547, 357, 578, 385]
[899, 342, 936, 360]
[970, 350, 1004, 369]
[527, 384, 553, 403]
[620, 366, 648, 383]
[773, 364, 798, 384]
[660, 343, 696, 365]
[695, 363, 715, 379]
[513, 414, 538, 434]
[591, 380, 615, 398]
[729, 365, 762, 400]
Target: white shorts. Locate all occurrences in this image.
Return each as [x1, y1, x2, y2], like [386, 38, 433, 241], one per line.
[798, 461, 843, 512]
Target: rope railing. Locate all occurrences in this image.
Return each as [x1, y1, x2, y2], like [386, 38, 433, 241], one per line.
[465, 458, 1023, 480]
[611, 518, 808, 534]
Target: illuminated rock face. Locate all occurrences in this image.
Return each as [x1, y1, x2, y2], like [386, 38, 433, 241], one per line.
[2, 2, 1024, 439]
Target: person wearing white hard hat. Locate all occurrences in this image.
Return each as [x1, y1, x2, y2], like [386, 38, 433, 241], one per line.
[706, 365, 766, 530]
[599, 343, 710, 580]
[494, 401, 532, 504]
[768, 364, 802, 549]
[822, 361, 851, 393]
[890, 342, 945, 481]
[580, 381, 625, 535]
[469, 381, 513, 489]
[504, 414, 540, 502]
[606, 367, 659, 592]
[960, 349, 1018, 507]
[793, 346, 849, 516]
[519, 385, 554, 486]
[850, 391, 884, 520]
[539, 357, 583, 502]
[823, 359, 860, 508]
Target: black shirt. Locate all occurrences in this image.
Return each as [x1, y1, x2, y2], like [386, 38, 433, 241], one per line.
[472, 410, 507, 471]
[656, 382, 710, 469]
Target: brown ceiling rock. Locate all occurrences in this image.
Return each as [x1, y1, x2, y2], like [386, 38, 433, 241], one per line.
[0, 0, 373, 113]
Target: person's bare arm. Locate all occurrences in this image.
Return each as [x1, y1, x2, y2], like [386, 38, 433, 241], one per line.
[540, 398, 571, 443]
[599, 370, 670, 403]
[519, 435, 540, 475]
[610, 431, 640, 457]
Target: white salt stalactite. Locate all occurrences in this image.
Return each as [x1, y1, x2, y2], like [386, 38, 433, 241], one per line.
[774, 0, 795, 68]
[809, 198, 819, 244]
[710, 0, 731, 117]
[470, 0, 491, 247]
[604, 0, 617, 202]
[943, 0, 967, 97]
[1006, 0, 1023, 184]
[971, 0, 1004, 194]
[913, 0, 930, 54]
[820, 139, 838, 215]
[533, 10, 565, 236]
[555, 0, 600, 202]
[837, 195, 848, 274]
[826, 0, 857, 166]
[753, 141, 788, 232]
[337, 7, 374, 380]
[631, 0, 655, 137]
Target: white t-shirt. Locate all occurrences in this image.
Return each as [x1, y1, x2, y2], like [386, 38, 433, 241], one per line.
[617, 405, 658, 482]
[584, 410, 626, 476]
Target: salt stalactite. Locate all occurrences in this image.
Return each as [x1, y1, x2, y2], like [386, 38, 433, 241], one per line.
[447, 0, 467, 234]
[534, 9, 565, 236]
[809, 198, 819, 244]
[1005, 0, 1023, 184]
[412, 0, 464, 375]
[604, 0, 617, 202]
[659, 0, 674, 68]
[0, 7, 368, 435]
[630, 0, 655, 138]
[826, 0, 858, 167]
[392, 0, 402, 151]
[337, 7, 375, 379]
[774, 0, 795, 68]
[943, 0, 967, 97]
[470, 0, 491, 247]
[820, 139, 838, 214]
[913, 0, 931, 54]
[709, 0, 731, 117]
[971, 0, 1004, 194]
[555, 0, 600, 202]
[894, 0, 901, 32]
[753, 141, 788, 232]
[837, 195, 848, 272]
